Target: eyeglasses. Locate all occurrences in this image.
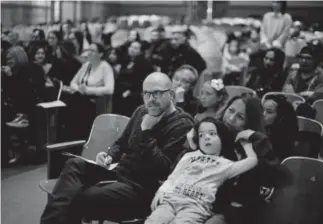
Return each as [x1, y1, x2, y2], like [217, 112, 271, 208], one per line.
[142, 89, 170, 99]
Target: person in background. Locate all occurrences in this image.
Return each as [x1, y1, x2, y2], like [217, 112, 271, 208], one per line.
[106, 47, 121, 77]
[172, 65, 199, 116]
[69, 30, 85, 56]
[113, 40, 154, 117]
[67, 42, 114, 140]
[262, 95, 298, 161]
[284, 21, 307, 68]
[242, 27, 261, 56]
[246, 48, 287, 97]
[8, 31, 23, 47]
[40, 72, 194, 224]
[260, 1, 293, 49]
[32, 28, 46, 41]
[47, 30, 63, 60]
[80, 21, 92, 50]
[195, 79, 228, 122]
[283, 45, 323, 98]
[167, 26, 206, 77]
[222, 35, 250, 85]
[145, 25, 171, 72]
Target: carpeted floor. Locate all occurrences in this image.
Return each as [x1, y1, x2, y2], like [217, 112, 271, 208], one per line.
[1, 165, 47, 224]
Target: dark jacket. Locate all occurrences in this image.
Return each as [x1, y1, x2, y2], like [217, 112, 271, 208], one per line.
[213, 131, 281, 213]
[108, 105, 194, 193]
[167, 42, 206, 77]
[145, 38, 172, 72]
[176, 89, 199, 117]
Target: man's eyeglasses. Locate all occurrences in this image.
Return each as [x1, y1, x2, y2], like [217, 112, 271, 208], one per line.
[141, 89, 170, 99]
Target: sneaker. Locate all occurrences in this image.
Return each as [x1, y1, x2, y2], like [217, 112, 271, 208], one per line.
[6, 114, 29, 128]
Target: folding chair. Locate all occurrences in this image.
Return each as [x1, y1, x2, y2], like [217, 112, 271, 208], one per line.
[312, 99, 323, 125]
[39, 114, 144, 224]
[262, 92, 305, 109]
[295, 116, 323, 158]
[257, 157, 323, 224]
[225, 85, 256, 100]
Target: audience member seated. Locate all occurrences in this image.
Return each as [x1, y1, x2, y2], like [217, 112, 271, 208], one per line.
[66, 42, 114, 140]
[221, 35, 250, 85]
[263, 95, 298, 161]
[284, 21, 307, 68]
[145, 117, 258, 224]
[2, 46, 45, 127]
[79, 21, 92, 50]
[204, 94, 280, 224]
[47, 30, 63, 60]
[145, 25, 171, 72]
[172, 65, 199, 116]
[106, 47, 121, 76]
[68, 30, 85, 55]
[246, 47, 287, 97]
[241, 27, 261, 56]
[113, 40, 154, 117]
[260, 1, 292, 50]
[282, 45, 323, 98]
[195, 79, 228, 122]
[39, 72, 194, 224]
[167, 26, 206, 77]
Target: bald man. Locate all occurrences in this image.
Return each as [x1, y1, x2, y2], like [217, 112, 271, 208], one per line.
[40, 72, 194, 224]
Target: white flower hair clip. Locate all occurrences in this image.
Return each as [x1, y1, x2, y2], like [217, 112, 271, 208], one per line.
[211, 79, 224, 91]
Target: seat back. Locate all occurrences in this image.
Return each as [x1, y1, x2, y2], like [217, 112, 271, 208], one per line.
[295, 116, 323, 158]
[312, 99, 323, 125]
[258, 157, 323, 224]
[225, 85, 256, 100]
[262, 92, 305, 107]
[81, 114, 130, 161]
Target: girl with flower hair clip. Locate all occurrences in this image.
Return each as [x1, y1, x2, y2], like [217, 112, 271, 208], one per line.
[195, 79, 229, 121]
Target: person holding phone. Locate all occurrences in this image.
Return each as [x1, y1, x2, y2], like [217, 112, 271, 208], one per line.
[40, 72, 194, 224]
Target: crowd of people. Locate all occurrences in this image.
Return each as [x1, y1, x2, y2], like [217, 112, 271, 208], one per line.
[1, 1, 323, 223]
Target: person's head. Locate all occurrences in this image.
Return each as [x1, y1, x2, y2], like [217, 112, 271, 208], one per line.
[170, 29, 187, 49]
[32, 28, 45, 41]
[192, 117, 236, 159]
[298, 46, 319, 72]
[107, 48, 118, 64]
[128, 29, 140, 42]
[219, 94, 265, 133]
[87, 42, 105, 63]
[150, 25, 165, 42]
[142, 72, 175, 116]
[262, 95, 298, 131]
[8, 32, 19, 45]
[250, 28, 260, 41]
[263, 48, 285, 71]
[128, 41, 143, 58]
[60, 40, 77, 59]
[199, 79, 228, 109]
[31, 45, 50, 64]
[271, 1, 287, 14]
[6, 46, 29, 70]
[47, 31, 62, 47]
[172, 65, 199, 93]
[69, 31, 83, 55]
[227, 38, 240, 55]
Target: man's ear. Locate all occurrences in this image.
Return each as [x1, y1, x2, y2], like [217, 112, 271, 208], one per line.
[169, 89, 176, 99]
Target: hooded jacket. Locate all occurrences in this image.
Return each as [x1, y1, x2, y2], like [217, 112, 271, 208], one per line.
[108, 105, 194, 193]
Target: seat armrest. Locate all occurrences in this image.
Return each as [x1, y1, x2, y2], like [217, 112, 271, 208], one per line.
[47, 140, 86, 179]
[96, 180, 117, 186]
[46, 140, 86, 152]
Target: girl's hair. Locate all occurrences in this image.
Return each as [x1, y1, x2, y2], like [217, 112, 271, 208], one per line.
[28, 43, 50, 63]
[217, 94, 266, 133]
[60, 40, 77, 58]
[32, 28, 45, 40]
[7, 46, 29, 68]
[48, 30, 63, 44]
[264, 47, 285, 72]
[263, 95, 298, 134]
[174, 64, 199, 87]
[192, 117, 237, 161]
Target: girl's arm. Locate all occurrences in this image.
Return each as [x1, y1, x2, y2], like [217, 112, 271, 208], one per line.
[227, 141, 258, 179]
[70, 62, 88, 91]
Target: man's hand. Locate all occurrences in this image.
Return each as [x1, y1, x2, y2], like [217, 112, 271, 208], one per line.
[96, 152, 112, 166]
[141, 113, 165, 130]
[151, 190, 165, 211]
[186, 128, 197, 150]
[2, 66, 12, 76]
[122, 90, 131, 98]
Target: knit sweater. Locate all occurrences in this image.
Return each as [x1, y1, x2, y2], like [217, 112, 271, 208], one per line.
[108, 105, 194, 192]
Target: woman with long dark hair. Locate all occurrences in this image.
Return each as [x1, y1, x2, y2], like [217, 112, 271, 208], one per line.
[262, 94, 298, 161]
[246, 47, 287, 97]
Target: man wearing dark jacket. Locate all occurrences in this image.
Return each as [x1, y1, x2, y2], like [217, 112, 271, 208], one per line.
[40, 72, 194, 224]
[167, 26, 206, 77]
